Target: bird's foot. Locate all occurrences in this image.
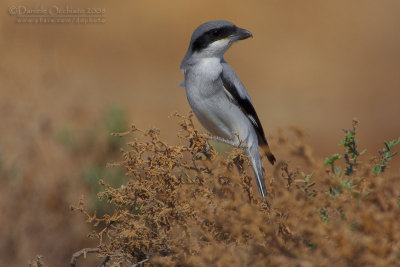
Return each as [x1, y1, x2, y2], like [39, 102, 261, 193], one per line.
[210, 135, 237, 147]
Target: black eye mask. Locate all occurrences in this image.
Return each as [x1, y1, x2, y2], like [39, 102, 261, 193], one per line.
[191, 25, 237, 53]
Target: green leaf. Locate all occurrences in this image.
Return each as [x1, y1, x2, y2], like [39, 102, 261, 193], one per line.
[324, 154, 341, 166]
[384, 141, 390, 151]
[343, 178, 356, 190]
[388, 138, 400, 148]
[328, 185, 342, 199]
[305, 182, 316, 189]
[335, 166, 342, 176]
[372, 164, 381, 176]
[303, 239, 317, 249]
[319, 208, 329, 223]
[362, 191, 370, 196]
[393, 137, 400, 146]
[349, 223, 356, 232]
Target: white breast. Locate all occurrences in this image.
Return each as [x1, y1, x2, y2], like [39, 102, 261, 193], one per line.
[184, 57, 222, 105]
[183, 57, 251, 142]
[190, 57, 222, 81]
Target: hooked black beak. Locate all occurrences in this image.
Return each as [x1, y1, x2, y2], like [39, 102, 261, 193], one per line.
[230, 27, 253, 41]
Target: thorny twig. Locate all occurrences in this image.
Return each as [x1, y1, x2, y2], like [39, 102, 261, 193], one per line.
[132, 256, 152, 266]
[99, 255, 110, 267]
[281, 161, 296, 188]
[70, 248, 100, 267]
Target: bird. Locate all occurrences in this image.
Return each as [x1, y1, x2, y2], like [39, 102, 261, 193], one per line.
[180, 20, 276, 198]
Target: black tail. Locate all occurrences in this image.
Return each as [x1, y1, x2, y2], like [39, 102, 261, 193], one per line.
[261, 144, 276, 165]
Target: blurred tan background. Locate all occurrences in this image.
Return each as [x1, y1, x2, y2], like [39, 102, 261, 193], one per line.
[1, 0, 400, 265]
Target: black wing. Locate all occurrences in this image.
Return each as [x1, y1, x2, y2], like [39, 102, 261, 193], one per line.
[221, 62, 276, 164]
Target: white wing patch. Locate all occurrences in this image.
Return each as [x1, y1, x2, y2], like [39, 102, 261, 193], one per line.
[247, 115, 258, 127]
[223, 87, 235, 103]
[223, 86, 259, 128]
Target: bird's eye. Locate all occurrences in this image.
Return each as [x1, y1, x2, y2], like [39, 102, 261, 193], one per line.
[211, 29, 221, 36]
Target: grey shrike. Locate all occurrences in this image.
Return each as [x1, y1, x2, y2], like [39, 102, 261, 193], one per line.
[180, 20, 275, 198]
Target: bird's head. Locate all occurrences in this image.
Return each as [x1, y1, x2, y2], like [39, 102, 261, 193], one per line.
[181, 20, 252, 69]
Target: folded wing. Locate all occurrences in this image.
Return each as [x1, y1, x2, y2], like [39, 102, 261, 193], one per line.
[221, 61, 276, 165]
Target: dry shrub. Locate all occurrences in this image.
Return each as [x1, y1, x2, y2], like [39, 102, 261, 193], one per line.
[72, 113, 400, 266]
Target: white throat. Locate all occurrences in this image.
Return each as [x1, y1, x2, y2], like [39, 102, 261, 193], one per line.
[182, 39, 231, 71]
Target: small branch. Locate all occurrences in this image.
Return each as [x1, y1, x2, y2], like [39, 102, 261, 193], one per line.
[133, 256, 152, 266]
[99, 255, 110, 267]
[70, 248, 100, 267]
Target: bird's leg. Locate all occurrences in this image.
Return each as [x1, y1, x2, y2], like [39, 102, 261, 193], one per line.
[209, 135, 237, 147]
[189, 139, 194, 149]
[232, 131, 248, 150]
[232, 131, 242, 147]
[189, 134, 213, 155]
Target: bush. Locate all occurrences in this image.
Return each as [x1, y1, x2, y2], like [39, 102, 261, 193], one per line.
[71, 114, 400, 266]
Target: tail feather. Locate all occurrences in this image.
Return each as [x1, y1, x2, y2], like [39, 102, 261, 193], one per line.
[248, 146, 267, 198]
[261, 144, 276, 165]
[245, 137, 275, 198]
[253, 166, 267, 198]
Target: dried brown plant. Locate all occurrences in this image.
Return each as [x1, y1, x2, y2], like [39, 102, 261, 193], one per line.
[71, 113, 400, 267]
